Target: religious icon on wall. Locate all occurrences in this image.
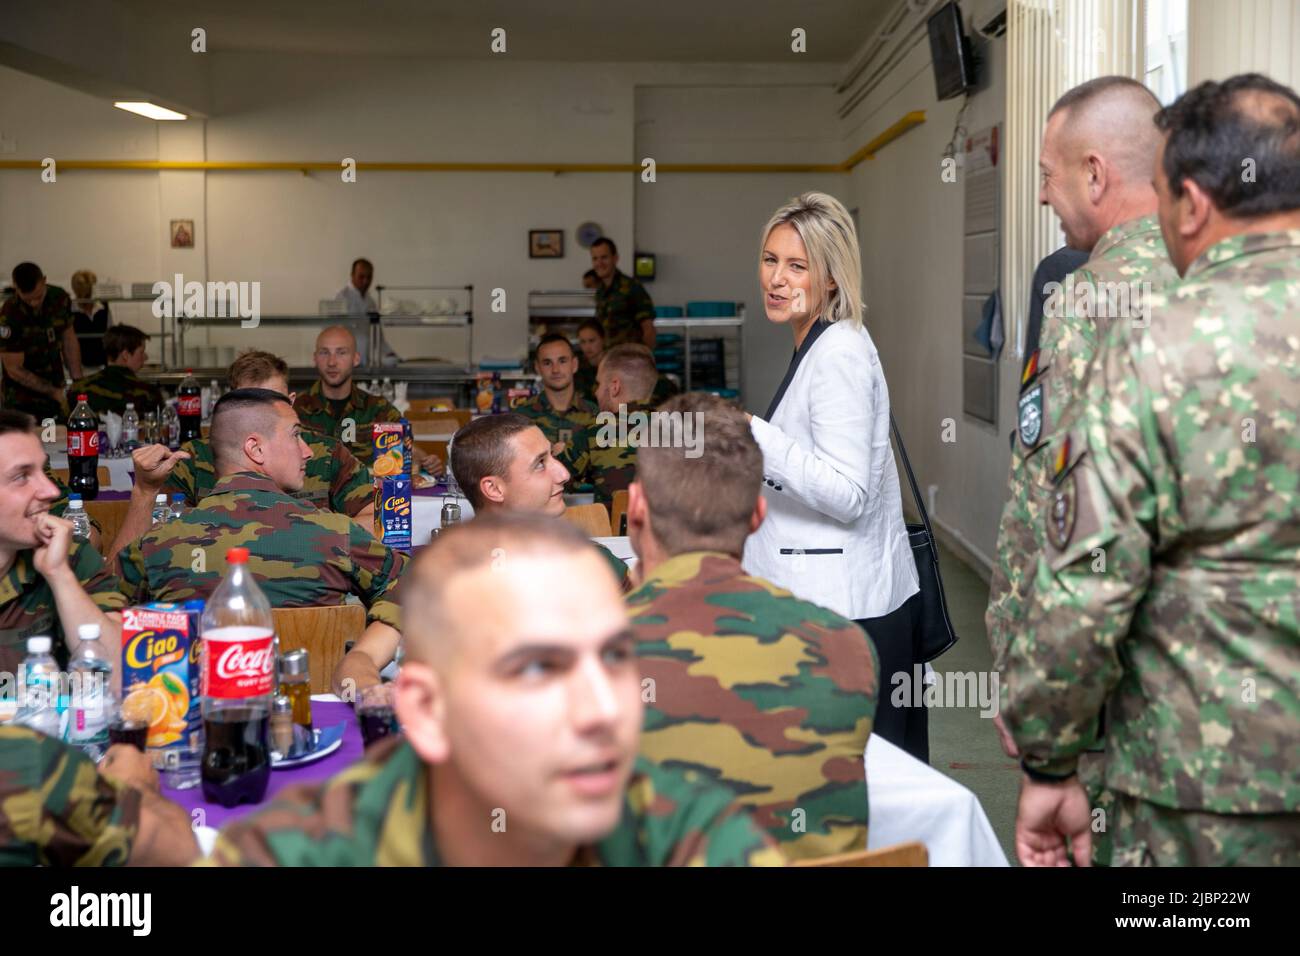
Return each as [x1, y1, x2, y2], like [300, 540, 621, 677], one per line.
[170, 219, 195, 248]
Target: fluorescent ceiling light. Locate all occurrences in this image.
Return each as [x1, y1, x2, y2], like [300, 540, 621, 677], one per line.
[114, 101, 187, 121]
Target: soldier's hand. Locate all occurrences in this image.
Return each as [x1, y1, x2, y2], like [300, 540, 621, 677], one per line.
[993, 713, 1020, 758]
[417, 449, 444, 477]
[1015, 775, 1092, 867]
[132, 443, 191, 491]
[31, 512, 74, 577]
[98, 744, 160, 793]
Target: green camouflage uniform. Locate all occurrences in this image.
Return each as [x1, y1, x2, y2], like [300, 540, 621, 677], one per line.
[0, 285, 74, 423]
[1004, 230, 1300, 867]
[628, 551, 877, 860]
[293, 380, 401, 467]
[118, 471, 405, 629]
[165, 433, 373, 518]
[574, 359, 598, 404]
[0, 726, 139, 867]
[516, 390, 597, 460]
[0, 542, 125, 673]
[595, 270, 654, 348]
[987, 216, 1178, 866]
[594, 542, 630, 592]
[561, 400, 653, 506]
[67, 364, 163, 419]
[206, 737, 784, 866]
[650, 374, 680, 408]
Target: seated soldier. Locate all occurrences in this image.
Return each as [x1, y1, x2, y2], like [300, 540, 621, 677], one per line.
[117, 389, 405, 660]
[333, 413, 628, 695]
[626, 393, 879, 860]
[0, 731, 198, 866]
[209, 514, 784, 867]
[0, 411, 123, 677]
[561, 343, 658, 506]
[518, 332, 597, 465]
[574, 318, 604, 403]
[66, 325, 163, 419]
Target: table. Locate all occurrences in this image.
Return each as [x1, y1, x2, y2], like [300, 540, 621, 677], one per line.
[45, 448, 135, 498]
[865, 733, 1008, 866]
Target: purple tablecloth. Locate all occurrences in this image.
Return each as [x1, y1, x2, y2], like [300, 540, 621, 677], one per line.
[162, 700, 365, 829]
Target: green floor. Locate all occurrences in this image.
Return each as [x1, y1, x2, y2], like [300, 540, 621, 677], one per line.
[925, 543, 1019, 865]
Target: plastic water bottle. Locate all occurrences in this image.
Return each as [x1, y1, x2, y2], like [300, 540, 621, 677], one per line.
[66, 494, 92, 543]
[170, 493, 185, 520]
[151, 493, 170, 526]
[68, 624, 114, 761]
[162, 402, 181, 450]
[16, 637, 62, 739]
[122, 403, 140, 451]
[381, 377, 394, 402]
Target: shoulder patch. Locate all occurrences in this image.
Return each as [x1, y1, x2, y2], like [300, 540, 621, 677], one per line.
[1046, 471, 1078, 550]
[1018, 383, 1045, 449]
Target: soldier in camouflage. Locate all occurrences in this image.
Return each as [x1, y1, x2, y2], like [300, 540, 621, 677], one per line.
[0, 262, 83, 423]
[574, 319, 605, 403]
[66, 325, 164, 418]
[1005, 74, 1300, 867]
[518, 332, 597, 464]
[591, 237, 656, 348]
[627, 394, 877, 860]
[986, 78, 1181, 864]
[117, 389, 405, 659]
[0, 411, 123, 674]
[209, 514, 783, 866]
[293, 325, 403, 465]
[561, 343, 659, 506]
[0, 731, 198, 866]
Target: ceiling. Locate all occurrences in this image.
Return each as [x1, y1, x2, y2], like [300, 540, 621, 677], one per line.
[114, 0, 897, 62]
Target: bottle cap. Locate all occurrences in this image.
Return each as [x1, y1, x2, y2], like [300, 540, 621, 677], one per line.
[126, 402, 134, 409]
[272, 695, 293, 714]
[155, 493, 167, 503]
[78, 623, 100, 642]
[280, 648, 310, 677]
[69, 493, 82, 501]
[26, 636, 51, 654]
[226, 546, 250, 563]
[77, 394, 87, 401]
[171, 493, 184, 502]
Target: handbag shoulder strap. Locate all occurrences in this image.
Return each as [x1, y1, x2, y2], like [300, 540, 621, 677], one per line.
[890, 413, 936, 541]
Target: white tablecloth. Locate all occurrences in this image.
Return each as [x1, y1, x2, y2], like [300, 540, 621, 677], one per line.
[866, 733, 1008, 866]
[45, 448, 135, 493]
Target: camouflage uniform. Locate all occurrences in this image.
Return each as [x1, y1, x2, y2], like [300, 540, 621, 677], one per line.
[1005, 231, 1300, 867]
[987, 216, 1178, 866]
[0, 726, 139, 866]
[628, 551, 877, 859]
[650, 374, 680, 408]
[206, 736, 784, 866]
[0, 542, 125, 673]
[574, 360, 598, 404]
[561, 400, 653, 506]
[165, 433, 373, 518]
[594, 542, 630, 592]
[293, 380, 401, 467]
[0, 285, 74, 423]
[67, 365, 163, 419]
[595, 270, 654, 348]
[516, 390, 597, 460]
[118, 471, 405, 628]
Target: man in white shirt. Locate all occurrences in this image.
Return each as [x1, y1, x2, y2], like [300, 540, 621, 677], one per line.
[335, 257, 398, 367]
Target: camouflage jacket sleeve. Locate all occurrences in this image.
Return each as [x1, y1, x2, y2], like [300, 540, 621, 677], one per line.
[631, 280, 655, 326]
[328, 439, 374, 518]
[1004, 320, 1157, 778]
[115, 540, 150, 605]
[71, 539, 127, 612]
[343, 518, 407, 628]
[163, 453, 201, 506]
[560, 425, 592, 487]
[0, 726, 140, 866]
[594, 543, 630, 592]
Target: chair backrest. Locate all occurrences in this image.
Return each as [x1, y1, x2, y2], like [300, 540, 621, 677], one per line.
[406, 414, 463, 436]
[792, 841, 928, 868]
[53, 466, 113, 487]
[562, 503, 611, 537]
[610, 489, 629, 537]
[272, 605, 367, 694]
[84, 499, 132, 557]
[405, 403, 471, 426]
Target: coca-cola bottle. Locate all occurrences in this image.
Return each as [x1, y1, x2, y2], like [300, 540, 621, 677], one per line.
[66, 394, 100, 501]
[177, 370, 202, 443]
[199, 547, 275, 807]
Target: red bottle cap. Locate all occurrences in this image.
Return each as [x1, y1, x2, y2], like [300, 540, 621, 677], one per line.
[226, 547, 250, 563]
[77, 394, 88, 401]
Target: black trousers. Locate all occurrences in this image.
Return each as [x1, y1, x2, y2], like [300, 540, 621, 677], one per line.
[857, 593, 929, 764]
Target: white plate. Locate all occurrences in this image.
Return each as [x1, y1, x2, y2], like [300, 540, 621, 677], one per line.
[271, 724, 345, 770]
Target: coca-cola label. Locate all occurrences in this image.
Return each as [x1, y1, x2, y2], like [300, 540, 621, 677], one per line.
[67, 430, 100, 457]
[177, 394, 202, 416]
[202, 628, 276, 698]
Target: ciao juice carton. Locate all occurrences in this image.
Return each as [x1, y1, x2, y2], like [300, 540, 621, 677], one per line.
[375, 475, 412, 552]
[120, 601, 204, 766]
[372, 421, 406, 479]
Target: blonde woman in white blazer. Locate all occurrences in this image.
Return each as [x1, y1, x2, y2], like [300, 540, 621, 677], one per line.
[742, 192, 927, 760]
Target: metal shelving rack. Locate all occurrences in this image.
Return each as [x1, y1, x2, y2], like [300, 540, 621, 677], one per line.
[654, 311, 745, 400]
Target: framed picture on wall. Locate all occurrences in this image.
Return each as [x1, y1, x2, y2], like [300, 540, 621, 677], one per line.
[170, 220, 195, 248]
[529, 230, 563, 258]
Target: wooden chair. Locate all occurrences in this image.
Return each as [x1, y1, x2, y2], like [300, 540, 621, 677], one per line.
[405, 403, 471, 426]
[610, 489, 629, 537]
[405, 414, 464, 437]
[793, 841, 928, 868]
[84, 500, 131, 557]
[562, 503, 611, 537]
[272, 604, 367, 694]
[53, 466, 112, 487]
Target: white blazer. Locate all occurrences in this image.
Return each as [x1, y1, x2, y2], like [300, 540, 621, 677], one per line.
[744, 320, 919, 621]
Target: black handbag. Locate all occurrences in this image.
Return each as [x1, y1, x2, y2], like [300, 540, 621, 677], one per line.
[890, 413, 959, 663]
